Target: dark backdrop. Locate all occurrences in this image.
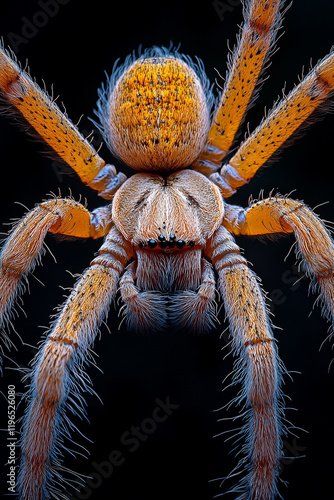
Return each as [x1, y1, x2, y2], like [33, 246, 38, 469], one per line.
[0, 1, 334, 499]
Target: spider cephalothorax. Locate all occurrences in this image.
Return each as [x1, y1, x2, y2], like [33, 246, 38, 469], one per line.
[112, 170, 224, 248]
[0, 1, 334, 499]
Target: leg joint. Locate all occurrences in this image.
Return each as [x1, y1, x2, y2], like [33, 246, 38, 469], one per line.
[48, 335, 79, 349]
[244, 337, 273, 349]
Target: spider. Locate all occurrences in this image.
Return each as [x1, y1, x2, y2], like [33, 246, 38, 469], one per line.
[0, 0, 334, 498]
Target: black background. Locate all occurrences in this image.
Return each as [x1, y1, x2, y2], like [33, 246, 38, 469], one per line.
[0, 1, 334, 499]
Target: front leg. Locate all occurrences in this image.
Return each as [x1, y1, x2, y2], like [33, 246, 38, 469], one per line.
[19, 227, 133, 499]
[206, 227, 283, 499]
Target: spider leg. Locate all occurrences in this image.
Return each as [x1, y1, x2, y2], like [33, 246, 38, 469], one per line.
[119, 261, 168, 332]
[0, 44, 126, 199]
[193, 0, 283, 176]
[205, 226, 283, 499]
[224, 198, 334, 323]
[19, 226, 133, 499]
[0, 198, 112, 331]
[170, 258, 217, 333]
[211, 52, 334, 196]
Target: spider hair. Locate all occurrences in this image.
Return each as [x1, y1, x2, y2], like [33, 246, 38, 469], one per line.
[94, 45, 215, 164]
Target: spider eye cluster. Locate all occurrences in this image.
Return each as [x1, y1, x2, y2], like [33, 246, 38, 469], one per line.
[138, 235, 195, 249]
[97, 49, 212, 172]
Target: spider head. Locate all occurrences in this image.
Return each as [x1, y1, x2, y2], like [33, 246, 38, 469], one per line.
[96, 48, 213, 173]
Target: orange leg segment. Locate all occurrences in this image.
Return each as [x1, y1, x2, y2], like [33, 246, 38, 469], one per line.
[224, 197, 334, 321]
[0, 198, 113, 330]
[19, 227, 133, 499]
[211, 52, 334, 196]
[193, 0, 282, 175]
[206, 226, 283, 499]
[0, 44, 126, 198]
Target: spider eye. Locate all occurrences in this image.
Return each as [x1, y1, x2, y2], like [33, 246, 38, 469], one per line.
[147, 239, 157, 248]
[99, 51, 212, 172]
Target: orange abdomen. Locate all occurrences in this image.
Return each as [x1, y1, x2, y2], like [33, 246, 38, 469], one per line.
[97, 53, 212, 172]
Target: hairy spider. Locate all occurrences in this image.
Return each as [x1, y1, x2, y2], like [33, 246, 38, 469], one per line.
[0, 0, 334, 498]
